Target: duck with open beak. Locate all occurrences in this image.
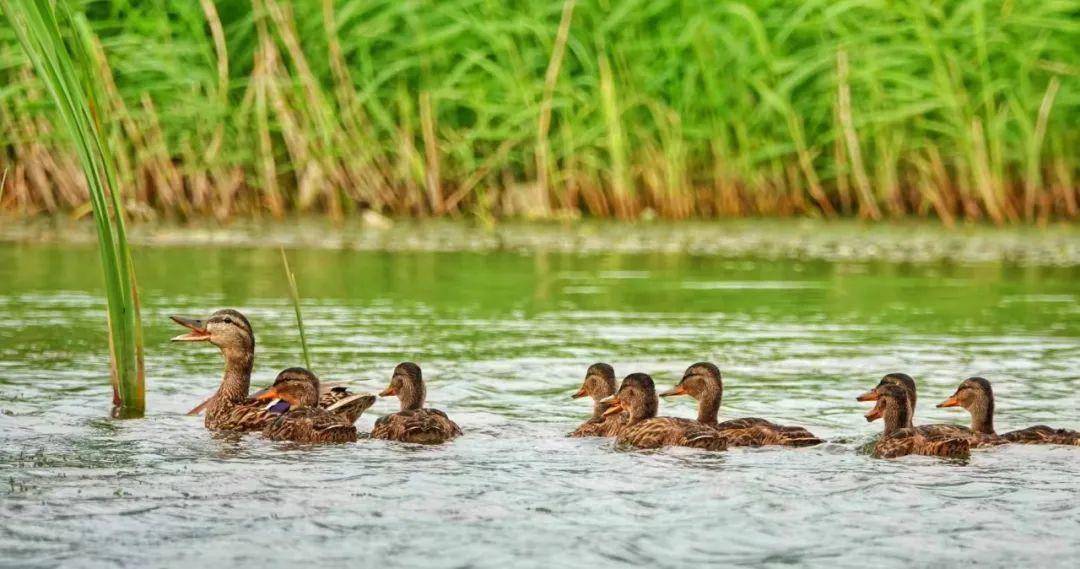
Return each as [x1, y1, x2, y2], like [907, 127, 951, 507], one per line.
[602, 373, 727, 451]
[170, 309, 375, 430]
[856, 384, 969, 459]
[568, 363, 626, 437]
[937, 377, 1080, 446]
[371, 362, 462, 444]
[660, 362, 822, 447]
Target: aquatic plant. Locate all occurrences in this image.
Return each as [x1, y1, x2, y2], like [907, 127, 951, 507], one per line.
[280, 246, 311, 369]
[0, 0, 1075, 223]
[1, 0, 145, 417]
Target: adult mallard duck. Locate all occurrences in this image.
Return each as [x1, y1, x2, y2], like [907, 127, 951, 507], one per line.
[600, 373, 727, 451]
[872, 373, 917, 428]
[859, 384, 969, 459]
[937, 377, 1080, 446]
[371, 362, 461, 444]
[257, 368, 372, 443]
[171, 309, 372, 430]
[569, 363, 626, 437]
[659, 363, 821, 447]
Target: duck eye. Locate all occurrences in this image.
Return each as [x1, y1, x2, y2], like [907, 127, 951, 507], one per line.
[223, 317, 234, 325]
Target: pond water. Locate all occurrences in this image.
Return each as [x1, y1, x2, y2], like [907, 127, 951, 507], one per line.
[1, 242, 1078, 568]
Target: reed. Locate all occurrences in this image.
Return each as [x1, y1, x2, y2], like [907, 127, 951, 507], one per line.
[1, 0, 145, 416]
[279, 246, 311, 370]
[0, 1, 1076, 224]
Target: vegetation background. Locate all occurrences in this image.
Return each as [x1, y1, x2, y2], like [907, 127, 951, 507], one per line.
[0, 0, 1077, 225]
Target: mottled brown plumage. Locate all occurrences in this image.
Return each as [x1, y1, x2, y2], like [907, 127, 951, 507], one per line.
[257, 368, 362, 443]
[372, 363, 461, 444]
[172, 309, 373, 430]
[861, 384, 970, 459]
[569, 363, 627, 437]
[660, 363, 821, 447]
[601, 373, 727, 451]
[937, 377, 1080, 446]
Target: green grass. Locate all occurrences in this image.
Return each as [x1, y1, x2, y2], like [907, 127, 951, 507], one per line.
[0, 0, 1077, 224]
[280, 246, 311, 370]
[1, 0, 145, 417]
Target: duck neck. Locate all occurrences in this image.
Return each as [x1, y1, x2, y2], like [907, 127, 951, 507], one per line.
[883, 401, 909, 437]
[696, 389, 722, 425]
[215, 346, 254, 405]
[627, 396, 658, 426]
[968, 397, 995, 435]
[399, 379, 426, 411]
[591, 385, 616, 420]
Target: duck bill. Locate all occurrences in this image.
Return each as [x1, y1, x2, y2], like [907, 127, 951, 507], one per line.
[659, 384, 687, 398]
[570, 386, 588, 399]
[254, 387, 280, 401]
[601, 397, 624, 417]
[864, 401, 884, 422]
[855, 389, 879, 402]
[378, 385, 396, 397]
[936, 394, 961, 408]
[170, 315, 210, 342]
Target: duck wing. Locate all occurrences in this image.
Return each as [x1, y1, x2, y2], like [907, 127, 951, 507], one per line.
[714, 418, 822, 447]
[569, 412, 627, 438]
[1002, 425, 1080, 445]
[372, 409, 461, 444]
[263, 407, 358, 443]
[618, 417, 727, 451]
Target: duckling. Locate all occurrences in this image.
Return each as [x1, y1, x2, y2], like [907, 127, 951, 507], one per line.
[257, 368, 372, 443]
[371, 363, 461, 444]
[937, 377, 1080, 446]
[659, 363, 821, 447]
[600, 373, 727, 451]
[860, 384, 969, 459]
[171, 309, 372, 429]
[569, 363, 626, 437]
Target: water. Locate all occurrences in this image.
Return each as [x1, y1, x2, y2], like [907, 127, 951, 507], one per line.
[1, 243, 1078, 568]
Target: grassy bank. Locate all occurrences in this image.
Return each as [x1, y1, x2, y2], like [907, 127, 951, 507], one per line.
[1, 1, 1077, 224]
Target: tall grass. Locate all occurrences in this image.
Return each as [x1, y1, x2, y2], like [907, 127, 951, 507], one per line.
[279, 246, 311, 370]
[0, 0, 1076, 224]
[1, 0, 145, 417]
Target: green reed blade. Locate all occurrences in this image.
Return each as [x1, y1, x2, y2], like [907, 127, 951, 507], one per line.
[1, 0, 145, 417]
[279, 246, 311, 370]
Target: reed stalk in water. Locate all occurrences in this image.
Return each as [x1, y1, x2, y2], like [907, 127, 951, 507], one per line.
[280, 246, 311, 370]
[1, 0, 145, 416]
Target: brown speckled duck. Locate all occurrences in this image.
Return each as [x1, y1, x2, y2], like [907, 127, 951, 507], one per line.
[860, 384, 969, 459]
[660, 363, 821, 447]
[257, 368, 371, 443]
[937, 377, 1080, 446]
[171, 309, 373, 430]
[371, 362, 461, 445]
[569, 363, 626, 437]
[600, 373, 727, 451]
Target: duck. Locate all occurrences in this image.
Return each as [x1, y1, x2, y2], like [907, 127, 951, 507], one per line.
[599, 373, 727, 451]
[859, 384, 969, 459]
[171, 309, 373, 430]
[937, 377, 1080, 446]
[857, 374, 1001, 448]
[659, 362, 821, 446]
[569, 363, 627, 437]
[371, 362, 461, 444]
[256, 367, 372, 443]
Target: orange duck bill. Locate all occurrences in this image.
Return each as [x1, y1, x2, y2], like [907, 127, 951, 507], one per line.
[570, 386, 588, 399]
[599, 395, 624, 417]
[379, 385, 396, 397]
[864, 399, 885, 422]
[855, 389, 880, 402]
[658, 384, 687, 398]
[170, 315, 210, 342]
[936, 394, 961, 408]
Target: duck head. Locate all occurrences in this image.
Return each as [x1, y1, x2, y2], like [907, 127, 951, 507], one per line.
[256, 367, 321, 412]
[858, 372, 916, 428]
[600, 373, 658, 424]
[171, 309, 254, 355]
[936, 377, 995, 434]
[380, 362, 426, 411]
[858, 384, 910, 437]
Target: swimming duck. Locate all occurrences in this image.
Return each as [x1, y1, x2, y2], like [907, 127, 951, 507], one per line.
[171, 309, 373, 430]
[257, 368, 372, 443]
[600, 373, 727, 451]
[860, 384, 969, 459]
[937, 377, 1080, 446]
[659, 363, 821, 446]
[371, 362, 461, 444]
[872, 373, 917, 428]
[569, 363, 627, 437]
